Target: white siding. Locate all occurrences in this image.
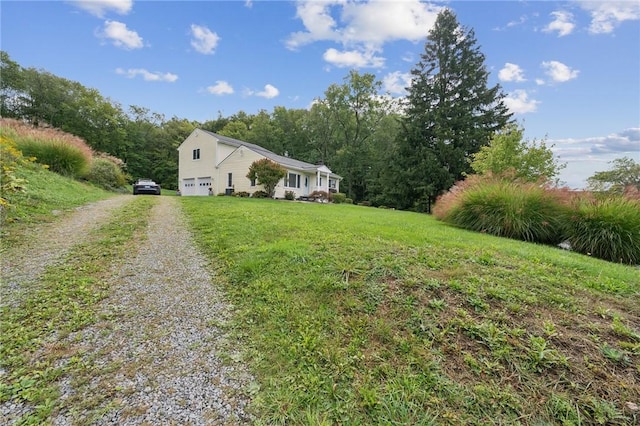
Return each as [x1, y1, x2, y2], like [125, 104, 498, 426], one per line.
[217, 147, 267, 195]
[178, 129, 342, 197]
[178, 130, 218, 194]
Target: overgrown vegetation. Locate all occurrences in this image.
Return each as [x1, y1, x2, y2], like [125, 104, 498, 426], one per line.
[181, 196, 639, 425]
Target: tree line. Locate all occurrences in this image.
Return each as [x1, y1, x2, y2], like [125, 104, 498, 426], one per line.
[2, 10, 516, 210]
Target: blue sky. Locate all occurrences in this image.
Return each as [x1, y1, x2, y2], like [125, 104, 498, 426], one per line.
[2, 0, 639, 188]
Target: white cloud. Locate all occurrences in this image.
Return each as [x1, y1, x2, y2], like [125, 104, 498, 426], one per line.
[542, 60, 579, 83]
[498, 63, 526, 82]
[543, 11, 575, 37]
[383, 71, 412, 95]
[323, 48, 385, 68]
[577, 1, 640, 34]
[256, 84, 279, 99]
[504, 90, 540, 114]
[493, 15, 527, 31]
[535, 78, 545, 86]
[550, 128, 640, 188]
[115, 68, 178, 82]
[70, 0, 133, 18]
[99, 20, 143, 50]
[552, 128, 640, 157]
[206, 81, 234, 95]
[190, 24, 220, 55]
[339, 0, 442, 45]
[287, 0, 442, 68]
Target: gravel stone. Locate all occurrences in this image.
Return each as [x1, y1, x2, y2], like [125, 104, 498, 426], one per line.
[0, 195, 133, 308]
[1, 196, 255, 425]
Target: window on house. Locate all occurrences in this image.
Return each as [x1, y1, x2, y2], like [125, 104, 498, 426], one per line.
[250, 177, 256, 186]
[286, 172, 300, 188]
[193, 148, 200, 160]
[228, 173, 233, 187]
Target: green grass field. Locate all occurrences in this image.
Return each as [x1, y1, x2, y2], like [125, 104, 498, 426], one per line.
[180, 196, 639, 425]
[2, 160, 638, 424]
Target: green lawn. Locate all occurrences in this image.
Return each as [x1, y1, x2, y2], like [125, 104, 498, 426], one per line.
[181, 196, 639, 425]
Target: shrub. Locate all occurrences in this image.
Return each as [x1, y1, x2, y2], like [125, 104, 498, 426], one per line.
[86, 157, 127, 190]
[332, 193, 347, 204]
[565, 195, 640, 264]
[309, 190, 331, 202]
[435, 175, 568, 244]
[284, 190, 295, 200]
[358, 201, 371, 207]
[235, 191, 250, 198]
[345, 198, 353, 204]
[252, 190, 269, 198]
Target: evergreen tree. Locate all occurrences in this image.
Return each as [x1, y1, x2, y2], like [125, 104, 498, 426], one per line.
[390, 9, 512, 211]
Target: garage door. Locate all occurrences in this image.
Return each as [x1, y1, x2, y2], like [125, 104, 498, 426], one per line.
[196, 176, 213, 196]
[182, 178, 196, 195]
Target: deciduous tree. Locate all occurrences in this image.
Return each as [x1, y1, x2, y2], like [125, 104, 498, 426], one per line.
[246, 158, 286, 198]
[587, 157, 640, 194]
[471, 123, 565, 184]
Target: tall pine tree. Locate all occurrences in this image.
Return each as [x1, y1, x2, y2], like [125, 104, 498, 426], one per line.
[389, 9, 512, 211]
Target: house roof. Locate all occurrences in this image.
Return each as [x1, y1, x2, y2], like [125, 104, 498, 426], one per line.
[200, 129, 342, 179]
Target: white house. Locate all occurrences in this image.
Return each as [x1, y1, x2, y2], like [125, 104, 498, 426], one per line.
[177, 129, 342, 198]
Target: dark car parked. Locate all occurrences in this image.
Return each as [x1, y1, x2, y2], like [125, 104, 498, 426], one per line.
[133, 179, 161, 195]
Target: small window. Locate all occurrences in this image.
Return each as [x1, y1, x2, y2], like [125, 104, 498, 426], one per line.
[228, 172, 233, 187]
[250, 177, 256, 186]
[193, 148, 200, 160]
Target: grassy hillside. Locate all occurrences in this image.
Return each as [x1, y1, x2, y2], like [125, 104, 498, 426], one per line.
[0, 163, 114, 246]
[181, 196, 639, 425]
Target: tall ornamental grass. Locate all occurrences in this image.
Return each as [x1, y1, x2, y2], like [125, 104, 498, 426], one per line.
[434, 175, 568, 244]
[566, 196, 640, 264]
[0, 119, 93, 178]
[14, 137, 91, 178]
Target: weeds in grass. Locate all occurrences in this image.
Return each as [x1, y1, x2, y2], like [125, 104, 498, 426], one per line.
[527, 336, 568, 372]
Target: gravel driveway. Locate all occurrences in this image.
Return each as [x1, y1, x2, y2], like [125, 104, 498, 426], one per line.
[1, 196, 254, 425]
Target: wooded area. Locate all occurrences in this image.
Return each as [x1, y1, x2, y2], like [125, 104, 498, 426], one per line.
[1, 11, 512, 210]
